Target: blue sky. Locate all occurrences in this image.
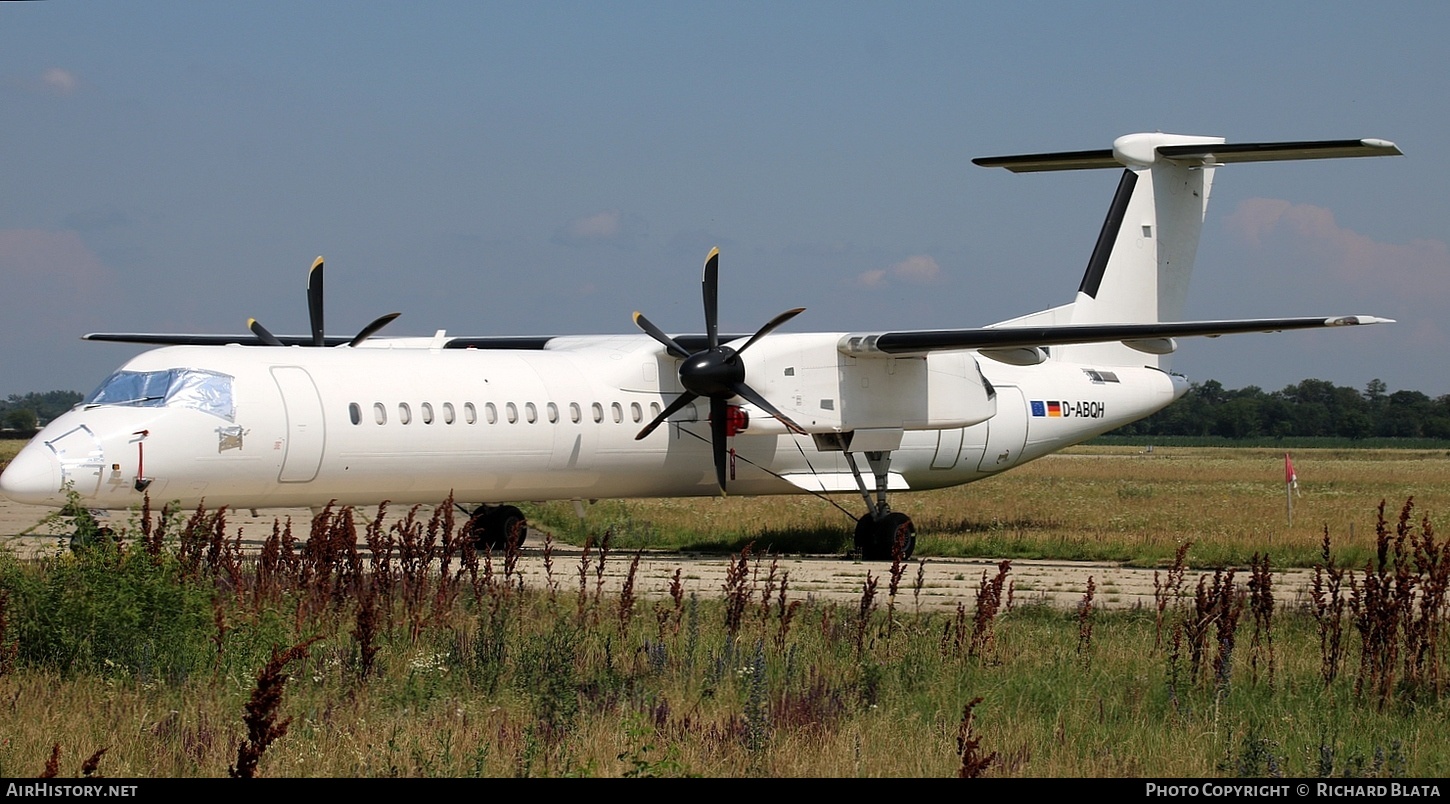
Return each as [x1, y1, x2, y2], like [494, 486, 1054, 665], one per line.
[2, 1, 1446, 400]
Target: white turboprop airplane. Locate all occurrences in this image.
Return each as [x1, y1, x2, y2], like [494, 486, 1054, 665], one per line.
[0, 133, 1402, 559]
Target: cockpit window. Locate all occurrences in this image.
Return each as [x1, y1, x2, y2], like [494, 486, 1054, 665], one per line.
[84, 369, 236, 421]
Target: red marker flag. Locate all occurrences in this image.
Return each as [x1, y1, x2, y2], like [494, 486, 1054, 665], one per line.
[1284, 453, 1300, 526]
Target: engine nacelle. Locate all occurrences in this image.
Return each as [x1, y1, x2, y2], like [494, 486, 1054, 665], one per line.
[732, 333, 996, 435]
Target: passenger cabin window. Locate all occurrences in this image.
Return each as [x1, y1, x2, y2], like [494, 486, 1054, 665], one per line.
[349, 402, 361, 425]
[399, 403, 412, 425]
[443, 402, 456, 424]
[611, 402, 623, 424]
[570, 402, 581, 423]
[374, 402, 387, 425]
[630, 402, 642, 423]
[525, 402, 538, 423]
[421, 402, 434, 424]
[592, 402, 604, 423]
[485, 402, 498, 424]
[84, 368, 236, 422]
[506, 402, 518, 424]
[547, 402, 559, 423]
[464, 403, 477, 424]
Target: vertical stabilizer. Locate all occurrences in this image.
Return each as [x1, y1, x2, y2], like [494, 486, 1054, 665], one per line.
[1062, 133, 1221, 366]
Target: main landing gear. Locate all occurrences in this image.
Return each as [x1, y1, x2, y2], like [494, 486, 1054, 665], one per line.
[845, 450, 916, 562]
[467, 504, 528, 553]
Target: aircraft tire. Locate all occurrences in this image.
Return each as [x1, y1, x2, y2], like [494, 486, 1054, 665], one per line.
[475, 504, 527, 553]
[854, 512, 915, 562]
[69, 525, 116, 555]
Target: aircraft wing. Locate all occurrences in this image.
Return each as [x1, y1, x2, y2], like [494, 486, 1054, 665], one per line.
[838, 315, 1393, 358]
[81, 331, 756, 352]
[81, 332, 359, 346]
[81, 332, 564, 348]
[86, 317, 1391, 354]
[440, 334, 748, 351]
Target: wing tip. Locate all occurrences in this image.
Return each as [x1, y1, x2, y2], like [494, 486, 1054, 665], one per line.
[1329, 315, 1396, 326]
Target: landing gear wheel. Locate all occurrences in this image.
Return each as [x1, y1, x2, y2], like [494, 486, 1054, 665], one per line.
[854, 512, 915, 562]
[469, 505, 528, 552]
[69, 526, 115, 555]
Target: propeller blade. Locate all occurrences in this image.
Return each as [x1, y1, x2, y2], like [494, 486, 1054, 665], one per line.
[728, 381, 808, 435]
[710, 397, 729, 493]
[307, 256, 325, 347]
[702, 247, 720, 349]
[348, 312, 401, 347]
[635, 391, 699, 440]
[248, 318, 284, 347]
[734, 307, 806, 356]
[632, 312, 690, 359]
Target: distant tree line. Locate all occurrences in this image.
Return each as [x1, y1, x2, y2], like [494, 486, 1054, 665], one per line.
[0, 391, 83, 432]
[1109, 378, 1450, 440]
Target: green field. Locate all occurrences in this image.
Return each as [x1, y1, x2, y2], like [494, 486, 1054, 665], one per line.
[0, 442, 1446, 777]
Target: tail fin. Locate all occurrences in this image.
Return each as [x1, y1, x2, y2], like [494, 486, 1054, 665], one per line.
[975, 134, 1402, 367]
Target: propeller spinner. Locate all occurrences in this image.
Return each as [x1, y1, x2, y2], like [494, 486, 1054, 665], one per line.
[633, 248, 807, 493]
[247, 256, 401, 347]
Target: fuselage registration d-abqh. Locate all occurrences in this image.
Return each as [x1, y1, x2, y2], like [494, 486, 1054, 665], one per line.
[0, 133, 1402, 559]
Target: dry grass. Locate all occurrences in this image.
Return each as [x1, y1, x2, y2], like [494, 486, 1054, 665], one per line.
[531, 445, 1450, 569]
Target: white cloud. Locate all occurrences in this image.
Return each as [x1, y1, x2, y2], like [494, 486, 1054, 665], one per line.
[552, 210, 647, 249]
[40, 68, 78, 95]
[891, 255, 942, 284]
[855, 254, 942, 287]
[1226, 198, 1450, 293]
[1223, 198, 1450, 358]
[0, 229, 114, 336]
[568, 211, 620, 239]
[857, 268, 887, 287]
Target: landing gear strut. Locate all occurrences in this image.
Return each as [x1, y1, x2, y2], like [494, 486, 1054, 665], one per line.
[467, 504, 528, 553]
[845, 450, 916, 561]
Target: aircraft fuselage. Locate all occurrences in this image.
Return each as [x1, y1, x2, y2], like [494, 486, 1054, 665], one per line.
[0, 336, 1185, 512]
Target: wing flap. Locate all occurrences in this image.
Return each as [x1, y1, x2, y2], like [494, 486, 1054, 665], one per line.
[779, 472, 910, 494]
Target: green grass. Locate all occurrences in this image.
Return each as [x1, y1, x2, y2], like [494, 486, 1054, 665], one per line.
[0, 484, 1446, 778]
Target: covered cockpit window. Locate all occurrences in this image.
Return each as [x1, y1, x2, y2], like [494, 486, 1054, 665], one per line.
[84, 369, 236, 421]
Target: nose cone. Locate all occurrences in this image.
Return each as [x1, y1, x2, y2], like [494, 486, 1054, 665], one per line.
[0, 443, 60, 505]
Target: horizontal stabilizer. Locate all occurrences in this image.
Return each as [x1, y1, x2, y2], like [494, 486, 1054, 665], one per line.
[974, 136, 1401, 173]
[1156, 139, 1402, 165]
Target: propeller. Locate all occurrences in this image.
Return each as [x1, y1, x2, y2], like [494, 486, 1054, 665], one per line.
[633, 247, 807, 493]
[247, 256, 401, 347]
